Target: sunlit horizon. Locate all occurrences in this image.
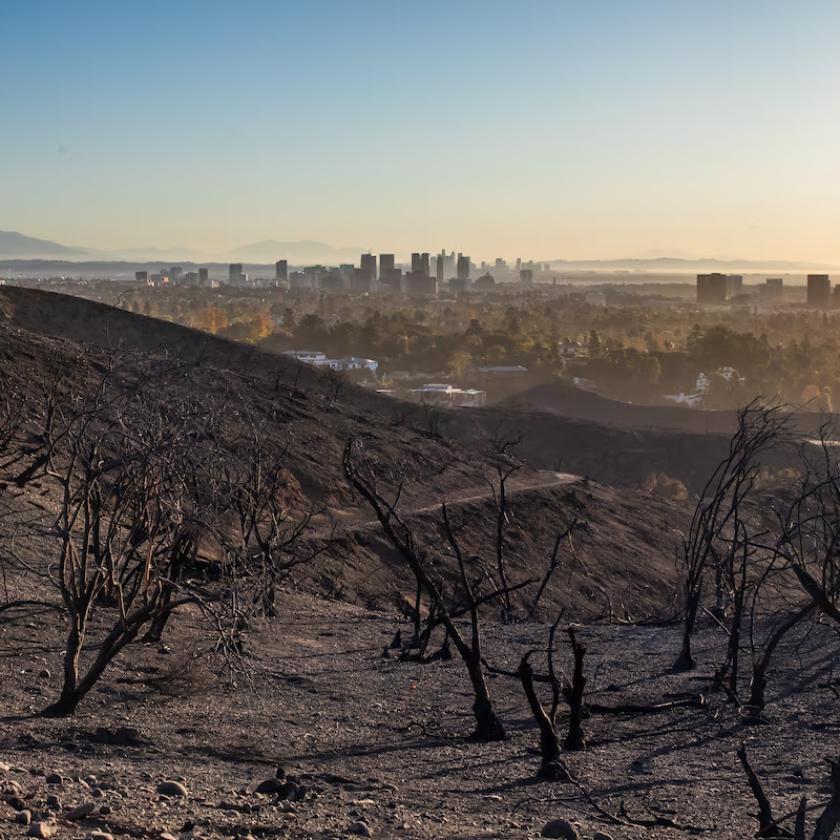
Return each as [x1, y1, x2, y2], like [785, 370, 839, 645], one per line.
[4, 1, 840, 263]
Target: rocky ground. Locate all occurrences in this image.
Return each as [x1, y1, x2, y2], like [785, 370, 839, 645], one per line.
[1, 592, 838, 840]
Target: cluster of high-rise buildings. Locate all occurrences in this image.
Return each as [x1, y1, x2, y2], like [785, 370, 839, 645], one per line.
[696, 272, 840, 309]
[135, 266, 215, 288]
[136, 252, 551, 295]
[283, 250, 477, 296]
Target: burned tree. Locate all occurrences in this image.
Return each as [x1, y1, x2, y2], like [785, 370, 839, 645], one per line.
[517, 617, 569, 780]
[30, 369, 200, 715]
[738, 744, 840, 839]
[214, 421, 322, 619]
[4, 357, 242, 716]
[674, 401, 789, 670]
[343, 438, 514, 741]
[486, 462, 521, 623]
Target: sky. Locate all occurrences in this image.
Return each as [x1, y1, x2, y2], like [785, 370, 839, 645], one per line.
[3, 0, 840, 263]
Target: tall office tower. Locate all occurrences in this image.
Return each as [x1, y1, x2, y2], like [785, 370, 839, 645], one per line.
[198, 267, 209, 288]
[170, 266, 183, 284]
[436, 252, 444, 285]
[419, 252, 430, 277]
[515, 257, 522, 271]
[727, 274, 744, 298]
[360, 253, 377, 284]
[696, 273, 730, 305]
[411, 252, 422, 274]
[275, 259, 288, 287]
[229, 263, 243, 286]
[379, 253, 395, 279]
[494, 258, 506, 269]
[807, 274, 832, 308]
[457, 254, 471, 281]
[135, 270, 148, 283]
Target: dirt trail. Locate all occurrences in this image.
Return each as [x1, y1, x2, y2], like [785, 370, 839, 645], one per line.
[320, 471, 581, 536]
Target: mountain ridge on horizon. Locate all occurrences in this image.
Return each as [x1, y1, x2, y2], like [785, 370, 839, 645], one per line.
[0, 230, 837, 272]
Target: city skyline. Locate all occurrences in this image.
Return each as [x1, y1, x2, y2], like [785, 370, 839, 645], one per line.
[5, 2, 840, 262]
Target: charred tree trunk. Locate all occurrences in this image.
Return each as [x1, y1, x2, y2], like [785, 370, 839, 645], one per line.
[674, 585, 700, 671]
[41, 615, 85, 717]
[813, 759, 840, 840]
[745, 603, 815, 726]
[563, 626, 587, 751]
[518, 654, 568, 780]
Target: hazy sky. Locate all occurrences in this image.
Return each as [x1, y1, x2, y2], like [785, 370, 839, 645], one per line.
[4, 0, 840, 262]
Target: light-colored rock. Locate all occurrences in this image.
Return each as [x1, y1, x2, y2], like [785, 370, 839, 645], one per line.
[156, 780, 188, 798]
[2, 778, 23, 796]
[86, 833, 114, 840]
[541, 818, 580, 839]
[28, 822, 57, 839]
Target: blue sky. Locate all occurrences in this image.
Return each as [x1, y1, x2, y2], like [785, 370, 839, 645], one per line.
[3, 1, 840, 261]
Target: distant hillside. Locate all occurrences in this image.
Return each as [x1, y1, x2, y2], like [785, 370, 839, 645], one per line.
[0, 230, 89, 259]
[0, 285, 806, 497]
[506, 379, 834, 439]
[0, 285, 694, 618]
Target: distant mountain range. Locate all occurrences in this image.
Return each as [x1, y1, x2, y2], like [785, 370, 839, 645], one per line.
[0, 230, 837, 273]
[0, 231, 362, 265]
[0, 230, 90, 259]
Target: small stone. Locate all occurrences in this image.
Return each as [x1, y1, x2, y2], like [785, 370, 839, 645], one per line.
[15, 810, 32, 825]
[45, 773, 63, 786]
[0, 761, 10, 772]
[46, 794, 62, 811]
[98, 804, 112, 816]
[593, 834, 614, 840]
[347, 821, 372, 837]
[255, 777, 284, 794]
[255, 778, 302, 800]
[66, 801, 95, 820]
[87, 833, 114, 840]
[28, 822, 57, 839]
[156, 780, 188, 798]
[541, 819, 580, 839]
[159, 834, 179, 840]
[38, 669, 51, 680]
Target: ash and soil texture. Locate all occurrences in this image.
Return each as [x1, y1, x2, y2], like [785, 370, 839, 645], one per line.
[1, 592, 836, 839]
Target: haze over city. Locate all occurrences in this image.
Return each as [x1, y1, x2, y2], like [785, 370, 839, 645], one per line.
[4, 0, 840, 263]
